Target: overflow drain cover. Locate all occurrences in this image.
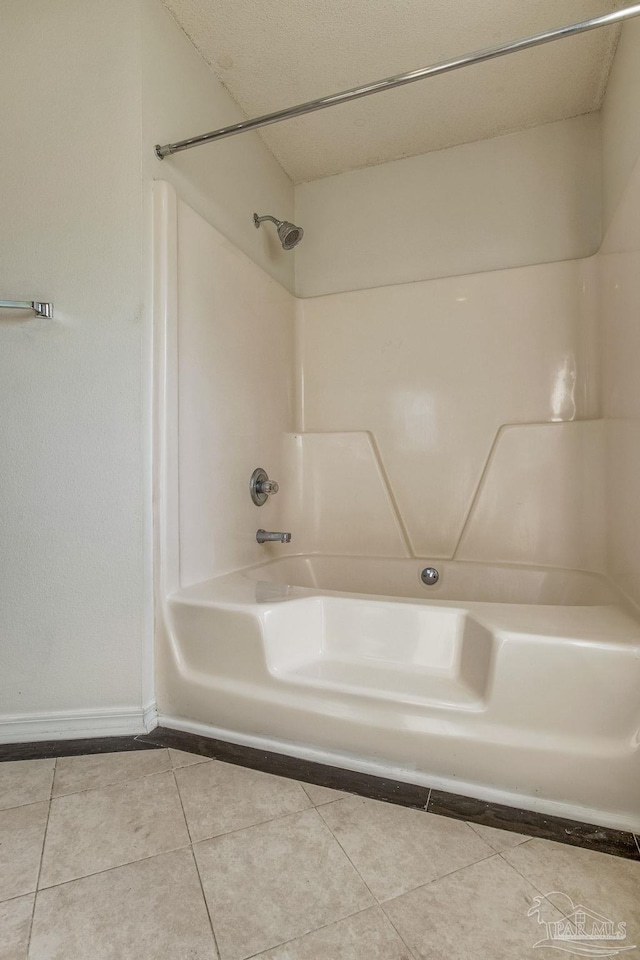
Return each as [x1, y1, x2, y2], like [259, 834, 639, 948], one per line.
[421, 567, 440, 586]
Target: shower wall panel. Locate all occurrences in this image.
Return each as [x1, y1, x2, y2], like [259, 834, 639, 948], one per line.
[600, 155, 640, 609]
[295, 116, 601, 298]
[298, 259, 601, 564]
[599, 15, 640, 611]
[175, 198, 296, 586]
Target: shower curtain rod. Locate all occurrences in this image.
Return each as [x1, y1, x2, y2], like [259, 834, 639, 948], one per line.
[155, 4, 640, 160]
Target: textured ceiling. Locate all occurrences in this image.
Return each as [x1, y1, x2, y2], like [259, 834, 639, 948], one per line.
[162, 0, 624, 182]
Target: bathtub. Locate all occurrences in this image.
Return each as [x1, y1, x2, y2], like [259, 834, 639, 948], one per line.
[241, 556, 619, 605]
[158, 555, 640, 832]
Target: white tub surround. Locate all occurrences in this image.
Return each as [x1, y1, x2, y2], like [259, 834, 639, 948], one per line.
[153, 181, 640, 836]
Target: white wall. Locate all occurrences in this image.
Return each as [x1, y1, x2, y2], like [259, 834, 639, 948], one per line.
[295, 115, 601, 297]
[142, 0, 296, 293]
[0, 0, 146, 727]
[0, 0, 295, 739]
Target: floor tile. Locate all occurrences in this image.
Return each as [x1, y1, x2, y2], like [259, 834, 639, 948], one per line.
[0, 802, 48, 902]
[255, 906, 412, 959]
[299, 781, 349, 805]
[194, 808, 374, 960]
[169, 748, 211, 769]
[0, 760, 54, 811]
[176, 759, 312, 841]
[29, 848, 217, 960]
[52, 749, 171, 796]
[0, 894, 34, 960]
[318, 796, 493, 901]
[384, 852, 560, 959]
[468, 821, 530, 852]
[503, 837, 640, 947]
[39, 770, 189, 887]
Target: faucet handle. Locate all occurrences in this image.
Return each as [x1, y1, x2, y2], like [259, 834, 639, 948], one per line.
[259, 479, 279, 496]
[250, 467, 279, 506]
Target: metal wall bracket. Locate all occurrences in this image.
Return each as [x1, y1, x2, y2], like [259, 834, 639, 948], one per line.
[0, 300, 54, 319]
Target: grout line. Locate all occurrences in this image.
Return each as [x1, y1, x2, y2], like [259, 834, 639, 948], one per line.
[306, 796, 348, 807]
[172, 769, 222, 959]
[377, 904, 421, 960]
[377, 845, 506, 906]
[0, 753, 192, 813]
[48, 750, 174, 799]
[187, 799, 323, 848]
[0, 891, 41, 906]
[496, 845, 557, 903]
[27, 759, 193, 897]
[171, 768, 193, 844]
[423, 787, 431, 811]
[302, 807, 424, 957]
[243, 904, 418, 960]
[425, 848, 499, 885]
[196, 805, 384, 960]
[376, 848, 505, 946]
[25, 758, 56, 954]
[188, 845, 222, 960]
[311, 797, 464, 959]
[35, 843, 193, 893]
[464, 819, 528, 851]
[635, 835, 640, 856]
[313, 806, 379, 904]
[0, 797, 57, 813]
[47, 757, 178, 802]
[501, 849, 571, 919]
[298, 780, 352, 806]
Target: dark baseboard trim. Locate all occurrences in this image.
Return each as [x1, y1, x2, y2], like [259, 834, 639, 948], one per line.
[139, 726, 640, 862]
[426, 790, 640, 861]
[3, 724, 638, 861]
[142, 725, 431, 809]
[0, 735, 162, 762]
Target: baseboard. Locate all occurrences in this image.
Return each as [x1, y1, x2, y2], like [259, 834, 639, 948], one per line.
[143, 700, 159, 732]
[157, 713, 640, 836]
[0, 706, 152, 744]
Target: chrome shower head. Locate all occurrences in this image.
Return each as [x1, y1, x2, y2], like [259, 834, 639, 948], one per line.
[253, 212, 304, 250]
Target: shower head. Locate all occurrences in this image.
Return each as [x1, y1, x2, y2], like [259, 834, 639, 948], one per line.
[253, 212, 304, 250]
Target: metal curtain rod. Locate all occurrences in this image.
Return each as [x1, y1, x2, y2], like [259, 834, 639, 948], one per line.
[155, 4, 640, 160]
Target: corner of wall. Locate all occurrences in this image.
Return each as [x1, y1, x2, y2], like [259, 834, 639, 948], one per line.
[140, 0, 297, 295]
[601, 16, 640, 235]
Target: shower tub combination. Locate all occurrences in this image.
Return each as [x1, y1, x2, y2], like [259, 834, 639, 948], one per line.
[165, 556, 640, 832]
[153, 182, 640, 835]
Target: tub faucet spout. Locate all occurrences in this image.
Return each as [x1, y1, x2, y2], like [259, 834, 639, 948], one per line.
[256, 529, 291, 544]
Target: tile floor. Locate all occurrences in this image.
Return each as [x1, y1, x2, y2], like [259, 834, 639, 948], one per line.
[1, 748, 639, 959]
